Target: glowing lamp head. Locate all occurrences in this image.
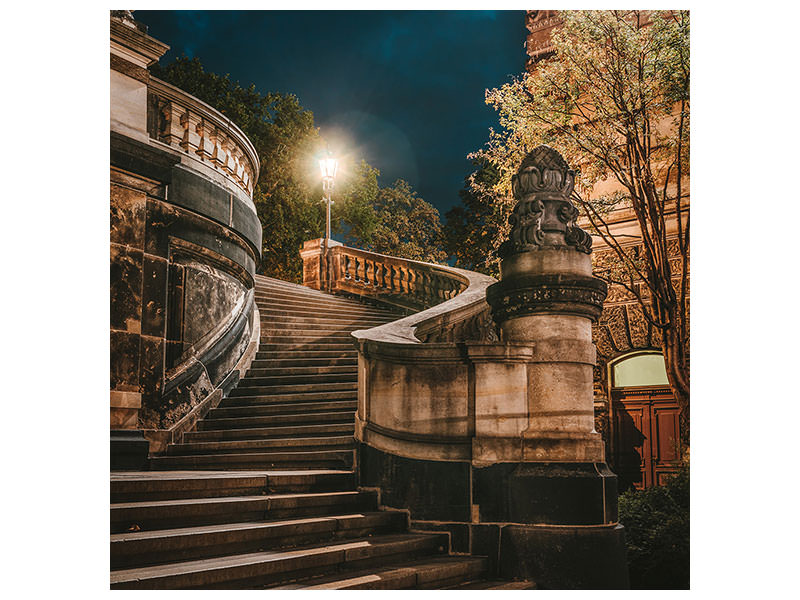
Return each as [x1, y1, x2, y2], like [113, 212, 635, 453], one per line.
[319, 156, 338, 180]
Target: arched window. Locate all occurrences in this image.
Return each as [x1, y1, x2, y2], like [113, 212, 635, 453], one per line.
[611, 352, 669, 388]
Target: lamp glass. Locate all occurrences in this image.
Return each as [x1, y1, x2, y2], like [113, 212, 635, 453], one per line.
[319, 157, 338, 179]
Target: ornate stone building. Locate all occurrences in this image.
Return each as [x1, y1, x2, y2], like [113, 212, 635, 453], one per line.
[110, 12, 262, 467]
[525, 10, 689, 490]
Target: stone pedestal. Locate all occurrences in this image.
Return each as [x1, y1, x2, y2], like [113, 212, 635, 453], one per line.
[483, 145, 628, 588]
[300, 238, 342, 291]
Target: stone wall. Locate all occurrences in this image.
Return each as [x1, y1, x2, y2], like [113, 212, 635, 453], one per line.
[110, 13, 262, 464]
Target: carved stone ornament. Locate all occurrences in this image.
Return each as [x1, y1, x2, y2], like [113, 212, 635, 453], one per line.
[498, 145, 592, 257]
[486, 274, 608, 323]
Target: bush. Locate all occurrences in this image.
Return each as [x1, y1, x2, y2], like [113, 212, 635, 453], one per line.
[618, 464, 690, 589]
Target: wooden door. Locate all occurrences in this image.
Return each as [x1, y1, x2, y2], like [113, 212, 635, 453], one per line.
[611, 386, 680, 491]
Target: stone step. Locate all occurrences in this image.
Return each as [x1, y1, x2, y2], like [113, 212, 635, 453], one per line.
[111, 511, 408, 570]
[255, 302, 394, 320]
[248, 357, 358, 369]
[110, 470, 355, 503]
[259, 321, 388, 333]
[447, 579, 538, 589]
[167, 435, 355, 456]
[258, 334, 354, 344]
[149, 449, 355, 472]
[208, 400, 357, 419]
[228, 382, 356, 398]
[256, 295, 396, 311]
[110, 490, 376, 534]
[237, 373, 356, 388]
[183, 423, 354, 443]
[255, 289, 395, 311]
[244, 364, 357, 377]
[258, 308, 396, 322]
[260, 331, 357, 341]
[219, 391, 356, 408]
[274, 555, 489, 590]
[256, 342, 356, 352]
[198, 410, 354, 430]
[110, 532, 448, 589]
[259, 315, 394, 327]
[255, 349, 357, 360]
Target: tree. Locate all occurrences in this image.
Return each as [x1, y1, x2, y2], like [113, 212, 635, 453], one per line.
[444, 160, 503, 275]
[469, 11, 690, 441]
[152, 56, 326, 282]
[152, 57, 448, 279]
[368, 179, 447, 264]
[331, 159, 380, 248]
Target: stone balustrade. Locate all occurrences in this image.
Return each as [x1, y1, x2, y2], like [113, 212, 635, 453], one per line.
[147, 77, 259, 197]
[301, 239, 469, 313]
[300, 238, 500, 460]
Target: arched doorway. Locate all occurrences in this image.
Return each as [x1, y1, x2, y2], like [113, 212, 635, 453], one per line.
[609, 351, 681, 491]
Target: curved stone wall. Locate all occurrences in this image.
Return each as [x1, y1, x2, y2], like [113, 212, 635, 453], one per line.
[110, 14, 262, 464]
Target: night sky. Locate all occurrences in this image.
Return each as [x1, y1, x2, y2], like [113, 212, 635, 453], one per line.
[135, 10, 526, 215]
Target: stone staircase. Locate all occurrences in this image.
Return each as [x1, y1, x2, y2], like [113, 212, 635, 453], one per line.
[109, 275, 518, 589]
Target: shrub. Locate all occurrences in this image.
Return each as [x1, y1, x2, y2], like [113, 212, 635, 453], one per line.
[618, 464, 690, 589]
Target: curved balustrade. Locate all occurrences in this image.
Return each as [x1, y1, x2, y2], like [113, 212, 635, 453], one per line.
[300, 239, 500, 462]
[331, 245, 470, 313]
[147, 77, 260, 198]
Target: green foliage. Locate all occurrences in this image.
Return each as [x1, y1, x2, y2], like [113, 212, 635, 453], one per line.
[464, 9, 690, 263]
[152, 56, 325, 282]
[618, 464, 690, 589]
[368, 179, 447, 264]
[332, 159, 381, 247]
[444, 161, 503, 275]
[151, 56, 448, 280]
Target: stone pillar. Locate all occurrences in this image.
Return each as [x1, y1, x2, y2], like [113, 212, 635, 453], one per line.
[484, 146, 628, 588]
[300, 238, 341, 291]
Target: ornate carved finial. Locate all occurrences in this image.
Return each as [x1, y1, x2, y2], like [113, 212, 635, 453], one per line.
[110, 10, 136, 25]
[499, 145, 592, 257]
[514, 145, 575, 198]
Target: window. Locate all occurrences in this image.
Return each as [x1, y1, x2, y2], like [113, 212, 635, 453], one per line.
[612, 353, 669, 388]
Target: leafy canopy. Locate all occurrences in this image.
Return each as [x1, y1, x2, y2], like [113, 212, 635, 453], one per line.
[151, 56, 448, 280]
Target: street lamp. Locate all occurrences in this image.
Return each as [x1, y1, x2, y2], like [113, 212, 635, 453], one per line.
[319, 154, 338, 292]
[319, 155, 338, 243]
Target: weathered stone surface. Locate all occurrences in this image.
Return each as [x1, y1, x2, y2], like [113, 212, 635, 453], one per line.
[141, 254, 168, 337]
[183, 264, 246, 347]
[498, 523, 628, 588]
[110, 330, 140, 392]
[110, 245, 142, 333]
[110, 184, 146, 249]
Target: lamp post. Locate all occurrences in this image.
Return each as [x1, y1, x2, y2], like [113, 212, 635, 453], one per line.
[319, 154, 338, 292]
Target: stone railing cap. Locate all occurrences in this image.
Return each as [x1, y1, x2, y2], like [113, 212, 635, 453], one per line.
[352, 266, 496, 345]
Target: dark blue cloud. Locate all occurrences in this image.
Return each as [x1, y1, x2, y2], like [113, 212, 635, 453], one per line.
[136, 10, 526, 214]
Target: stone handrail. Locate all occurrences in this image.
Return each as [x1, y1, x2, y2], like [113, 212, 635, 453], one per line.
[146, 77, 259, 197]
[300, 239, 500, 463]
[300, 239, 497, 340]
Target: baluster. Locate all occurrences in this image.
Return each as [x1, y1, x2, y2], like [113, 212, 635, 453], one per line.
[344, 255, 352, 280]
[431, 273, 441, 301]
[373, 262, 380, 287]
[364, 260, 371, 285]
[354, 258, 361, 282]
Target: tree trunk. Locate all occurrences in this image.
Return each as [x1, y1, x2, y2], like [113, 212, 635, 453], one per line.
[662, 326, 690, 448]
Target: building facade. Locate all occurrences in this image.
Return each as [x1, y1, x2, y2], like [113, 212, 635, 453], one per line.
[525, 10, 690, 490]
